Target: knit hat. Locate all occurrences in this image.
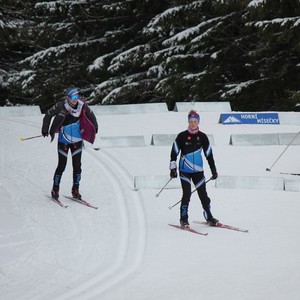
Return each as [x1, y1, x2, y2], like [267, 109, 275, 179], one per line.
[188, 110, 200, 123]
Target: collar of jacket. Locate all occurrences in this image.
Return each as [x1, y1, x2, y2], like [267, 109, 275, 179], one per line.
[64, 99, 84, 117]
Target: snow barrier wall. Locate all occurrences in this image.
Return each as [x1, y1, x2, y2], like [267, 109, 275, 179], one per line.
[134, 175, 180, 189]
[93, 134, 215, 148]
[91, 103, 168, 114]
[279, 112, 300, 125]
[230, 132, 300, 146]
[93, 136, 145, 148]
[134, 175, 300, 192]
[93, 132, 299, 148]
[151, 134, 215, 146]
[91, 101, 232, 114]
[0, 106, 41, 116]
[174, 101, 232, 112]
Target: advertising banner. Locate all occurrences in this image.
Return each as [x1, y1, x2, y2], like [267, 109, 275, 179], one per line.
[220, 113, 280, 125]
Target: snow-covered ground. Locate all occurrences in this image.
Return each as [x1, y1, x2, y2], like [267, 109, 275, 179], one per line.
[0, 108, 300, 300]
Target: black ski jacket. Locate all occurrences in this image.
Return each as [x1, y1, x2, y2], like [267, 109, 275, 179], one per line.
[170, 130, 217, 174]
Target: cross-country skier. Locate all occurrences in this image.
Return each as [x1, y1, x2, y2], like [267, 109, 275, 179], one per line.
[169, 110, 219, 228]
[41, 87, 98, 200]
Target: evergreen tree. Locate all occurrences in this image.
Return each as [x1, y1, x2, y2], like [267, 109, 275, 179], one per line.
[1, 0, 299, 111]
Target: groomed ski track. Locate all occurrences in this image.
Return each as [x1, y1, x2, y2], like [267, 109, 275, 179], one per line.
[2, 112, 300, 300]
[0, 117, 147, 300]
[57, 148, 147, 300]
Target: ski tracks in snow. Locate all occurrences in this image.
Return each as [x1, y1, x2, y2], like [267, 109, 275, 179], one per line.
[0, 117, 147, 300]
[56, 147, 147, 300]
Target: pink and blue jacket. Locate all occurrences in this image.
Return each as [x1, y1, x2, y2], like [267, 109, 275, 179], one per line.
[42, 100, 98, 144]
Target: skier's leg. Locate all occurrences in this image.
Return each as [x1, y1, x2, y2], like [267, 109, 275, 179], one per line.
[192, 172, 218, 224]
[52, 142, 69, 198]
[70, 141, 82, 198]
[179, 172, 192, 225]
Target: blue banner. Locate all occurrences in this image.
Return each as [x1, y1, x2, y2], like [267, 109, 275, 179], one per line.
[220, 113, 280, 125]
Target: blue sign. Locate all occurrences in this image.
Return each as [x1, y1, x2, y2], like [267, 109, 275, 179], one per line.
[220, 113, 280, 125]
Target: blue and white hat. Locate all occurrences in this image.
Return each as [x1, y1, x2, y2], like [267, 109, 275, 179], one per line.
[188, 111, 200, 123]
[67, 88, 79, 101]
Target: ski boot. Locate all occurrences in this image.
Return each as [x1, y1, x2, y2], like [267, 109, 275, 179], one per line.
[72, 186, 82, 200]
[180, 219, 190, 229]
[206, 216, 219, 226]
[51, 187, 59, 200]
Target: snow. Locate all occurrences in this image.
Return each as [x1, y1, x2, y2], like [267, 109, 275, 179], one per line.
[247, 0, 266, 8]
[162, 17, 221, 47]
[220, 79, 266, 98]
[88, 53, 114, 72]
[143, 1, 205, 36]
[107, 45, 151, 73]
[246, 17, 300, 28]
[1, 108, 300, 300]
[20, 38, 107, 67]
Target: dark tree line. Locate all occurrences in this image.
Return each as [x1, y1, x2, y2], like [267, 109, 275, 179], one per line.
[1, 0, 299, 112]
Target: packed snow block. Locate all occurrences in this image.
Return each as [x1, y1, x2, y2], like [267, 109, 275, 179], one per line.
[94, 136, 145, 148]
[151, 134, 177, 146]
[279, 112, 300, 125]
[174, 102, 231, 112]
[284, 178, 300, 192]
[91, 103, 168, 115]
[230, 133, 279, 146]
[134, 175, 181, 189]
[216, 175, 284, 191]
[151, 134, 215, 146]
[0, 106, 41, 116]
[278, 132, 300, 145]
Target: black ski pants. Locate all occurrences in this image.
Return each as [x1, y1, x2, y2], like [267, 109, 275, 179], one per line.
[53, 141, 82, 188]
[179, 171, 212, 220]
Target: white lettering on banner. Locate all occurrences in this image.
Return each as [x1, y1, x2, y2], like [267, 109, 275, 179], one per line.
[241, 114, 258, 119]
[221, 113, 280, 125]
[257, 118, 279, 124]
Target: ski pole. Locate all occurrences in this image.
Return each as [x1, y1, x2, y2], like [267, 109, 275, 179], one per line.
[168, 177, 213, 210]
[191, 177, 212, 194]
[20, 135, 43, 141]
[168, 199, 181, 210]
[155, 178, 173, 197]
[266, 131, 300, 171]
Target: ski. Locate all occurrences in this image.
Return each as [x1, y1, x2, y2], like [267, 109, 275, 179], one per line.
[193, 221, 248, 233]
[168, 224, 208, 236]
[64, 196, 98, 209]
[48, 196, 68, 208]
[280, 172, 300, 176]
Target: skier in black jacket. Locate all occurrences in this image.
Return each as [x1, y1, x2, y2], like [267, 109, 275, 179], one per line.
[41, 87, 98, 200]
[170, 110, 219, 228]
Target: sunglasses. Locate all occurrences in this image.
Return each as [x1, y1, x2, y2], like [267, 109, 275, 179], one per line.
[70, 95, 79, 101]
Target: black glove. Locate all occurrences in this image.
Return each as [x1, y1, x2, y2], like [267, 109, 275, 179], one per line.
[211, 170, 218, 180]
[170, 169, 178, 178]
[42, 130, 48, 137]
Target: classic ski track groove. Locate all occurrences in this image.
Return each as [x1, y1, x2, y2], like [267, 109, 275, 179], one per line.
[56, 148, 147, 300]
[2, 120, 146, 300]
